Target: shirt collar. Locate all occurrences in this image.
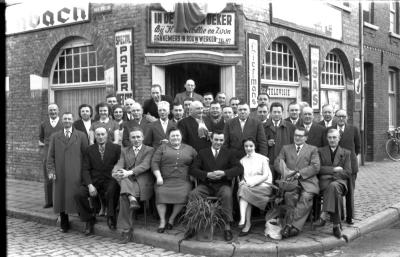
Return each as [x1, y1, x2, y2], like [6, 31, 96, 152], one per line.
[133, 144, 142, 151]
[50, 117, 59, 123]
[64, 128, 72, 134]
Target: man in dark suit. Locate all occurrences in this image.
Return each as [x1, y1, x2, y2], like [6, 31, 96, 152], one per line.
[174, 79, 203, 106]
[113, 127, 155, 244]
[318, 104, 336, 128]
[249, 93, 270, 120]
[274, 127, 320, 238]
[74, 127, 121, 235]
[224, 103, 268, 157]
[284, 102, 303, 127]
[186, 131, 244, 241]
[300, 106, 326, 147]
[144, 101, 175, 148]
[122, 102, 152, 147]
[177, 100, 212, 152]
[143, 84, 173, 122]
[171, 103, 184, 124]
[329, 109, 361, 224]
[203, 101, 225, 133]
[316, 128, 351, 238]
[73, 104, 94, 143]
[122, 98, 135, 122]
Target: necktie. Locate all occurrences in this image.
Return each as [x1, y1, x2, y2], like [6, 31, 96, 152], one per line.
[65, 131, 70, 139]
[134, 148, 139, 157]
[214, 149, 219, 159]
[99, 144, 105, 160]
[339, 128, 344, 138]
[296, 145, 301, 154]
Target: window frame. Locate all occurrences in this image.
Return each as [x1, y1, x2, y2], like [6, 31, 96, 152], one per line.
[388, 68, 398, 129]
[362, 1, 374, 24]
[390, 1, 400, 34]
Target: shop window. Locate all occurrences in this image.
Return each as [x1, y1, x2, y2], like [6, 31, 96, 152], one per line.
[389, 68, 398, 129]
[52, 44, 104, 85]
[390, 1, 399, 34]
[261, 42, 299, 83]
[321, 52, 345, 110]
[362, 2, 374, 24]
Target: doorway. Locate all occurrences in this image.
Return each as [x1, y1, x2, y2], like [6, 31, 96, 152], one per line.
[165, 63, 220, 99]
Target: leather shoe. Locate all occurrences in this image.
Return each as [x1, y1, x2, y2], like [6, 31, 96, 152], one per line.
[84, 220, 94, 236]
[129, 199, 140, 210]
[288, 227, 300, 237]
[119, 230, 133, 244]
[43, 203, 53, 208]
[157, 227, 165, 233]
[333, 225, 342, 238]
[239, 225, 251, 237]
[165, 223, 173, 230]
[314, 218, 326, 227]
[281, 224, 291, 238]
[107, 216, 116, 230]
[237, 223, 245, 229]
[224, 229, 233, 241]
[183, 228, 196, 239]
[346, 218, 354, 225]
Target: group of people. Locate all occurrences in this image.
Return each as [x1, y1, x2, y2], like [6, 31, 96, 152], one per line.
[39, 79, 361, 244]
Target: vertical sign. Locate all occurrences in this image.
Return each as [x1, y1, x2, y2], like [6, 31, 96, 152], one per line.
[247, 33, 260, 108]
[354, 58, 362, 111]
[310, 46, 320, 110]
[115, 29, 133, 103]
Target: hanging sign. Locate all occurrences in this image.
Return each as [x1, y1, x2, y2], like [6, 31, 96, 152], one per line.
[354, 58, 362, 111]
[310, 46, 320, 110]
[115, 29, 133, 102]
[247, 33, 260, 108]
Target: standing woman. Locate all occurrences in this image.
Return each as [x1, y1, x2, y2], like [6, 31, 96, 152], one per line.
[111, 104, 124, 146]
[89, 102, 120, 145]
[73, 104, 94, 144]
[237, 137, 273, 236]
[151, 127, 197, 233]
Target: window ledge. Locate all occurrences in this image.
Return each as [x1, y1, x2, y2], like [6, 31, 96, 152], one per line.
[363, 22, 379, 31]
[389, 31, 400, 40]
[328, 2, 351, 13]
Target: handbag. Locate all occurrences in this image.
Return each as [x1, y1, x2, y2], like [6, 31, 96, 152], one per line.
[265, 218, 282, 240]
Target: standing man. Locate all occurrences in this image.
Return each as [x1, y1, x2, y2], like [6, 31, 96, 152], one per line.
[319, 104, 336, 128]
[73, 104, 94, 143]
[300, 107, 326, 147]
[144, 101, 175, 148]
[256, 103, 269, 124]
[178, 101, 212, 152]
[171, 103, 184, 124]
[47, 112, 89, 233]
[222, 106, 234, 123]
[123, 98, 135, 122]
[174, 79, 203, 106]
[106, 94, 118, 108]
[330, 109, 361, 225]
[186, 131, 244, 241]
[274, 127, 320, 238]
[284, 102, 303, 127]
[122, 102, 152, 147]
[228, 97, 240, 118]
[223, 103, 268, 157]
[74, 127, 121, 235]
[204, 101, 225, 133]
[183, 97, 194, 118]
[216, 92, 227, 108]
[143, 84, 174, 122]
[113, 127, 155, 244]
[203, 92, 214, 116]
[316, 128, 351, 238]
[39, 103, 63, 208]
[249, 93, 270, 119]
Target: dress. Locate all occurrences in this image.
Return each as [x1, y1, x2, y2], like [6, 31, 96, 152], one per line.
[151, 143, 197, 204]
[238, 152, 273, 210]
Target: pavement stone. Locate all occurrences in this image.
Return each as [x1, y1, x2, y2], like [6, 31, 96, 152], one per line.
[6, 160, 400, 256]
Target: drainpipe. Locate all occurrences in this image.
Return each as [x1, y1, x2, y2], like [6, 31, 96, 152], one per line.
[359, 2, 365, 165]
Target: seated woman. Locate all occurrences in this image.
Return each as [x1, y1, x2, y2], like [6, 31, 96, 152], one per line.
[151, 127, 197, 233]
[237, 137, 273, 236]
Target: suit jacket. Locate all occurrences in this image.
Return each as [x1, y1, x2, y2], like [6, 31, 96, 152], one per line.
[174, 91, 203, 106]
[143, 95, 174, 119]
[190, 147, 244, 186]
[122, 117, 152, 147]
[203, 116, 225, 133]
[263, 119, 295, 165]
[274, 143, 320, 194]
[73, 119, 93, 142]
[284, 117, 303, 127]
[113, 145, 155, 201]
[81, 142, 121, 186]
[300, 122, 326, 148]
[318, 119, 336, 128]
[177, 115, 212, 152]
[318, 146, 351, 192]
[223, 117, 268, 157]
[143, 119, 174, 148]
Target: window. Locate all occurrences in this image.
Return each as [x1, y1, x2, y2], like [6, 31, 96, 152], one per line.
[261, 41, 299, 83]
[321, 52, 345, 110]
[389, 68, 398, 129]
[390, 1, 399, 34]
[362, 2, 374, 24]
[52, 44, 104, 85]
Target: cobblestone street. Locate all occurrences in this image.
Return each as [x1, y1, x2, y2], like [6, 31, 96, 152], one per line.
[7, 217, 201, 257]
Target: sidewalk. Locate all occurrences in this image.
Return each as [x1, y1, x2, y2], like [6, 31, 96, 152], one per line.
[6, 161, 400, 256]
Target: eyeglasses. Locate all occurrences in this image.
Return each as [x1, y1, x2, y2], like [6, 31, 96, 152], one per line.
[336, 115, 347, 118]
[294, 134, 306, 137]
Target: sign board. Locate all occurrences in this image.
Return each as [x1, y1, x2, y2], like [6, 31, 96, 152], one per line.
[149, 10, 236, 47]
[354, 58, 362, 111]
[6, 2, 89, 35]
[247, 33, 260, 108]
[310, 46, 320, 110]
[115, 29, 133, 101]
[267, 86, 297, 98]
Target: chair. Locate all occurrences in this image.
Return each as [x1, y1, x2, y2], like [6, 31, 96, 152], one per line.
[133, 199, 150, 228]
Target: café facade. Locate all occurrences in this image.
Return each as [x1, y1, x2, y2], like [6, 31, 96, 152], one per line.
[6, 2, 361, 180]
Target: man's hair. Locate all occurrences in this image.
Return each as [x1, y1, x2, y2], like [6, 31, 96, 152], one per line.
[124, 98, 135, 105]
[158, 101, 170, 110]
[270, 102, 284, 112]
[106, 93, 116, 99]
[129, 126, 144, 135]
[257, 103, 268, 109]
[326, 128, 339, 136]
[222, 106, 233, 111]
[335, 109, 347, 116]
[211, 130, 224, 139]
[210, 101, 221, 107]
[216, 92, 226, 97]
[78, 104, 93, 119]
[295, 127, 308, 137]
[321, 103, 333, 110]
[229, 96, 239, 103]
[62, 111, 73, 117]
[131, 102, 143, 110]
[151, 84, 162, 92]
[173, 103, 183, 109]
[287, 101, 299, 110]
[257, 93, 270, 100]
[203, 92, 213, 97]
[183, 97, 194, 103]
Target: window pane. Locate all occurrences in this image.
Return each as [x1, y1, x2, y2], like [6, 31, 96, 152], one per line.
[283, 69, 288, 81]
[52, 72, 58, 84]
[89, 68, 96, 81]
[278, 69, 282, 80]
[74, 69, 80, 83]
[81, 54, 88, 67]
[89, 52, 96, 66]
[272, 67, 277, 80]
[89, 45, 95, 52]
[73, 55, 80, 68]
[82, 69, 88, 82]
[266, 53, 270, 64]
[73, 47, 80, 54]
[294, 71, 298, 81]
[97, 67, 104, 80]
[81, 46, 88, 53]
[67, 70, 73, 83]
[65, 48, 72, 55]
[289, 55, 293, 68]
[66, 55, 72, 69]
[59, 56, 65, 69]
[278, 53, 282, 65]
[60, 71, 65, 84]
[261, 66, 265, 79]
[272, 53, 276, 65]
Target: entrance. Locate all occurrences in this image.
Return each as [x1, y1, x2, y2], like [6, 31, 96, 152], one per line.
[165, 63, 220, 99]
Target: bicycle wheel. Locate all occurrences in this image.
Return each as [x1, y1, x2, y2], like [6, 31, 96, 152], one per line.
[386, 139, 400, 161]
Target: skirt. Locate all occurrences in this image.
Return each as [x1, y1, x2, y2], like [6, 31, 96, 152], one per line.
[155, 178, 192, 204]
[238, 184, 273, 210]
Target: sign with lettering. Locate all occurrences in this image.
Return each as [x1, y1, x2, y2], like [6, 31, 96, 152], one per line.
[310, 46, 320, 110]
[354, 58, 362, 111]
[247, 33, 259, 108]
[267, 86, 297, 98]
[6, 2, 89, 35]
[115, 29, 133, 100]
[149, 10, 235, 46]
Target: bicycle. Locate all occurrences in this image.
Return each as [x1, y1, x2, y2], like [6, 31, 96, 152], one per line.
[385, 127, 400, 161]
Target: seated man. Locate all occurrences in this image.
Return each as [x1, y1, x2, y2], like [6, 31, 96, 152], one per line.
[74, 127, 121, 235]
[112, 127, 155, 244]
[316, 128, 351, 238]
[186, 131, 244, 241]
[274, 127, 320, 238]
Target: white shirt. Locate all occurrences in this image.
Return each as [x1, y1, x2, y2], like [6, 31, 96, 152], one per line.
[304, 123, 311, 131]
[50, 117, 59, 128]
[337, 125, 345, 132]
[324, 120, 333, 127]
[290, 118, 299, 125]
[295, 144, 304, 154]
[211, 147, 219, 158]
[273, 119, 281, 127]
[160, 119, 169, 134]
[83, 119, 92, 135]
[240, 153, 272, 186]
[64, 128, 72, 137]
[239, 118, 247, 131]
[133, 144, 142, 156]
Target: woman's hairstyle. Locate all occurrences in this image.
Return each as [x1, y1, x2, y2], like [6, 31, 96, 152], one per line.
[166, 126, 181, 137]
[242, 137, 256, 148]
[95, 102, 111, 115]
[78, 104, 93, 119]
[111, 104, 124, 120]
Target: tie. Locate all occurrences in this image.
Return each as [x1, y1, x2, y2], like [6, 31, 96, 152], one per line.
[296, 145, 301, 154]
[214, 149, 219, 159]
[339, 128, 344, 138]
[99, 144, 105, 160]
[134, 148, 139, 157]
[65, 131, 70, 139]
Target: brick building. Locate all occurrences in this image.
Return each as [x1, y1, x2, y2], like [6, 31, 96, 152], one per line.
[362, 1, 400, 161]
[6, 2, 362, 181]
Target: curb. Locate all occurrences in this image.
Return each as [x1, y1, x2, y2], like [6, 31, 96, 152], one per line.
[7, 202, 400, 257]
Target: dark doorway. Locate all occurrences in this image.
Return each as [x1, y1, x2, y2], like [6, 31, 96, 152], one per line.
[165, 63, 220, 99]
